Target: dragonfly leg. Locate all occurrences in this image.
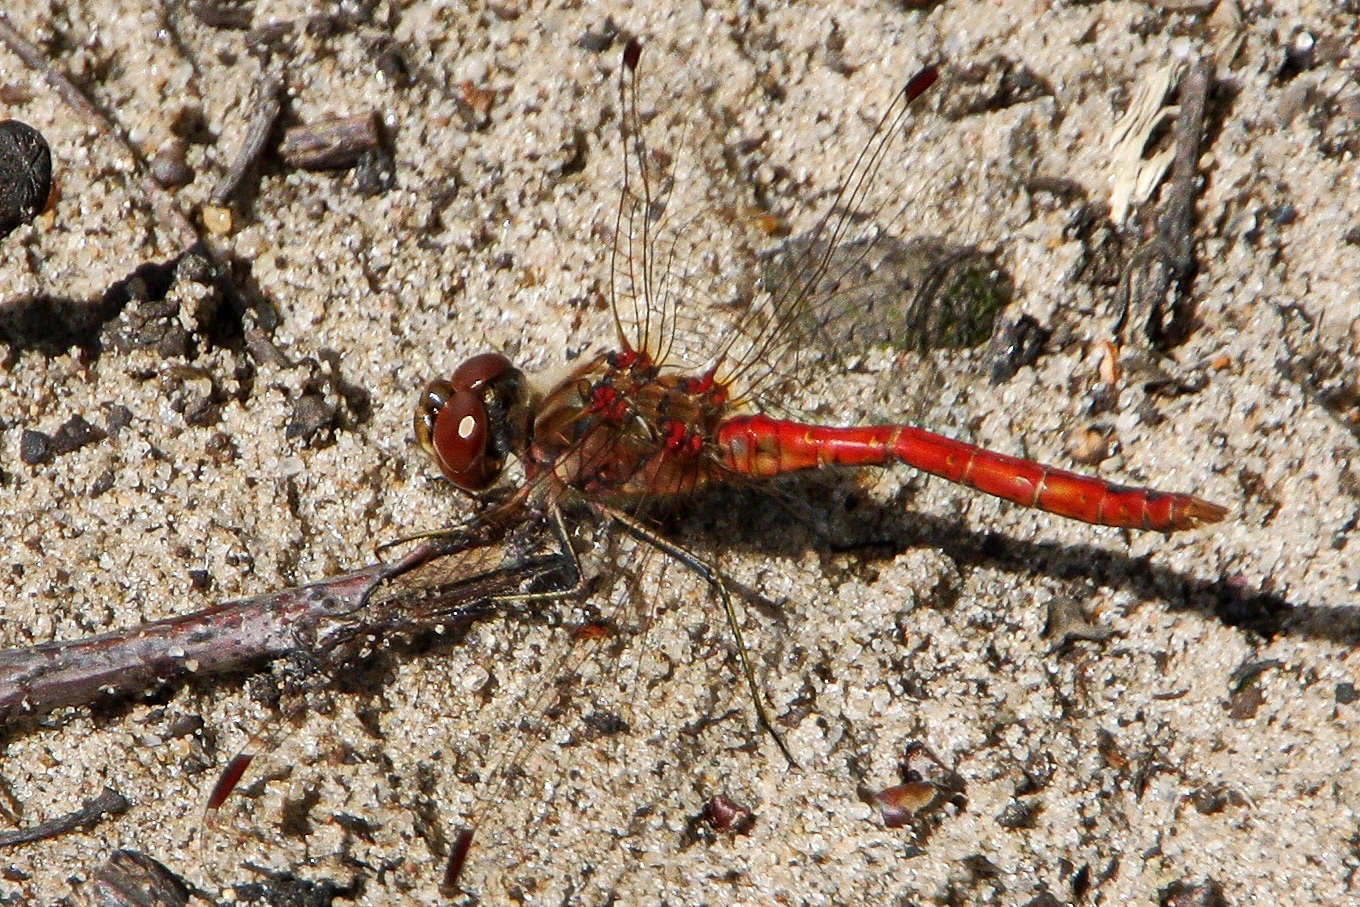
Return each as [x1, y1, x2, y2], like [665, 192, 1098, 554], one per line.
[480, 505, 588, 610]
[599, 505, 798, 768]
[375, 482, 540, 564]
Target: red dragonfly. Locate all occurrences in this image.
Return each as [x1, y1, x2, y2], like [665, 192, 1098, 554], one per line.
[409, 41, 1227, 883]
[203, 38, 1226, 893]
[414, 39, 1225, 758]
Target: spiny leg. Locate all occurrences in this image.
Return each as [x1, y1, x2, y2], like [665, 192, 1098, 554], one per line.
[479, 505, 588, 610]
[599, 504, 798, 768]
[375, 499, 585, 612]
[373, 515, 511, 579]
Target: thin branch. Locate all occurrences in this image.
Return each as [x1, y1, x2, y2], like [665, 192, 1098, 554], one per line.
[0, 787, 129, 847]
[0, 520, 566, 726]
[209, 67, 284, 204]
[1118, 56, 1213, 348]
[0, 12, 294, 367]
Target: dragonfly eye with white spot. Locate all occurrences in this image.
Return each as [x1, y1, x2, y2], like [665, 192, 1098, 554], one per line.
[415, 352, 527, 492]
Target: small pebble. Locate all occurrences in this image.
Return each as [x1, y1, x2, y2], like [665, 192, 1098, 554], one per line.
[200, 204, 232, 234]
[0, 119, 53, 237]
[150, 138, 194, 188]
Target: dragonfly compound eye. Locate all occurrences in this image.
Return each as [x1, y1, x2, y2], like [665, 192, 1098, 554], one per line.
[417, 353, 526, 492]
[415, 379, 453, 462]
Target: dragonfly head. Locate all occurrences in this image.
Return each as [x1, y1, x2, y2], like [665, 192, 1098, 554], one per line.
[416, 352, 528, 492]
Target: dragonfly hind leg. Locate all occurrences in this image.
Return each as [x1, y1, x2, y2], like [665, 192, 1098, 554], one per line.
[599, 504, 799, 768]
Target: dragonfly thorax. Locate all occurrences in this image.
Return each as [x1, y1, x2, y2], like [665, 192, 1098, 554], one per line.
[525, 349, 733, 499]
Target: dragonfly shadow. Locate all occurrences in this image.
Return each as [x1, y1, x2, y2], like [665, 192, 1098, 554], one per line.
[673, 474, 1357, 648]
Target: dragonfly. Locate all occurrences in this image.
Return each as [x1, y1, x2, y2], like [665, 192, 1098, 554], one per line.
[409, 37, 1227, 885]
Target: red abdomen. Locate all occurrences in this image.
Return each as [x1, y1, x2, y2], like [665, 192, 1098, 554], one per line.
[715, 414, 1226, 532]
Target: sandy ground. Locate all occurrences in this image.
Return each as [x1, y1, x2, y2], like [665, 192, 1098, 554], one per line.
[2, 1, 1358, 905]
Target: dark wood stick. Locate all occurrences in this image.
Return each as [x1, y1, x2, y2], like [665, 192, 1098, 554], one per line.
[0, 787, 129, 847]
[1119, 56, 1213, 347]
[0, 520, 565, 726]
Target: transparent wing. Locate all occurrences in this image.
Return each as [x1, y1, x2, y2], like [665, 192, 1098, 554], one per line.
[607, 55, 1008, 415]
